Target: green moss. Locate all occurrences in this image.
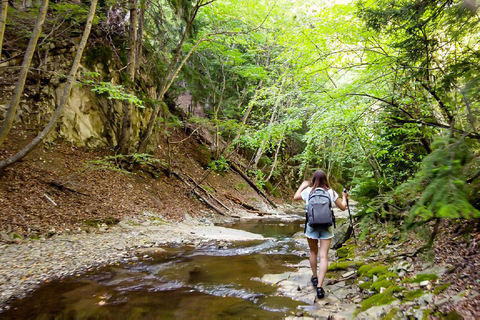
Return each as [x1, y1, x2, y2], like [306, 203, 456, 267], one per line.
[328, 260, 364, 271]
[444, 310, 464, 320]
[384, 308, 400, 320]
[357, 264, 390, 278]
[403, 289, 425, 301]
[402, 273, 438, 284]
[337, 246, 353, 258]
[371, 280, 393, 292]
[377, 272, 398, 281]
[359, 286, 403, 312]
[359, 281, 372, 290]
[433, 283, 451, 295]
[422, 309, 433, 320]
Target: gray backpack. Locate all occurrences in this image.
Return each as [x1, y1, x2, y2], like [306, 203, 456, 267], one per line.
[306, 188, 336, 228]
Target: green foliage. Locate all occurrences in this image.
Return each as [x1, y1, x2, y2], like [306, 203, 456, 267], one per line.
[81, 73, 144, 108]
[399, 137, 480, 227]
[208, 156, 230, 174]
[247, 169, 265, 190]
[336, 246, 354, 259]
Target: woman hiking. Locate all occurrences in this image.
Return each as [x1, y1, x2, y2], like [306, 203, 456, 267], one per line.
[293, 169, 348, 299]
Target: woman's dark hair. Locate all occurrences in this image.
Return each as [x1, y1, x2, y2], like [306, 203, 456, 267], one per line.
[311, 169, 330, 192]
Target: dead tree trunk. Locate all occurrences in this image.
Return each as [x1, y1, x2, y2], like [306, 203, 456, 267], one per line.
[171, 171, 225, 216]
[0, 0, 48, 147]
[0, 0, 98, 169]
[228, 160, 277, 208]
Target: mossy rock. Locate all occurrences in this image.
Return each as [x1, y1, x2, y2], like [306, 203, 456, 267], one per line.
[403, 289, 425, 301]
[383, 308, 401, 320]
[402, 273, 438, 284]
[433, 283, 451, 295]
[377, 272, 398, 282]
[357, 263, 389, 278]
[328, 260, 364, 271]
[336, 246, 353, 259]
[359, 285, 403, 312]
[371, 280, 393, 292]
[359, 281, 372, 290]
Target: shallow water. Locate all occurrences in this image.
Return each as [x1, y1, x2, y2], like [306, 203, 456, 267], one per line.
[1, 218, 308, 319]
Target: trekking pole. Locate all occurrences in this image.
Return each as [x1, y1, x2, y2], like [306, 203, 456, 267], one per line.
[344, 188, 357, 245]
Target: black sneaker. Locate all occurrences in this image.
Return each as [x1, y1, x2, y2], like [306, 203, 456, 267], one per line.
[311, 276, 318, 287]
[316, 286, 325, 299]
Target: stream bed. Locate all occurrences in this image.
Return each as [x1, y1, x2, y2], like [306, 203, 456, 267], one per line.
[0, 218, 311, 319]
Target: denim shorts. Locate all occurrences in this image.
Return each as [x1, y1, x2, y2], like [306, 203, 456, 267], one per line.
[305, 224, 334, 240]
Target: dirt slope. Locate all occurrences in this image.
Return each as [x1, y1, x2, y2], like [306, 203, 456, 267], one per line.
[0, 127, 277, 241]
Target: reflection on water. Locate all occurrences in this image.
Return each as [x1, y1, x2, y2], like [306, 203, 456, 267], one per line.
[0, 218, 307, 319]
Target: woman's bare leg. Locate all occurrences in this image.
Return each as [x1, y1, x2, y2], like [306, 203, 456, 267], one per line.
[317, 238, 332, 287]
[307, 238, 319, 278]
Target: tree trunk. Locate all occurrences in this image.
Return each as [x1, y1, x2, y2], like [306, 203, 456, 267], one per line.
[0, 0, 8, 61]
[136, 0, 145, 70]
[265, 135, 283, 182]
[117, 0, 138, 154]
[0, 0, 98, 169]
[137, 38, 207, 153]
[0, 0, 48, 147]
[137, 1, 205, 153]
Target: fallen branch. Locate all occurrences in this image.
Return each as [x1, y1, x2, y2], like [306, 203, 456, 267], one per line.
[227, 160, 277, 208]
[183, 172, 231, 212]
[48, 179, 90, 197]
[43, 193, 57, 206]
[171, 171, 225, 216]
[224, 193, 258, 211]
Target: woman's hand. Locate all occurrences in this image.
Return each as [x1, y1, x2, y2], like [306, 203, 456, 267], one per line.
[300, 180, 310, 189]
[293, 180, 310, 200]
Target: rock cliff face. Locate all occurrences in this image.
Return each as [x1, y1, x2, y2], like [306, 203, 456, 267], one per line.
[1, 39, 158, 150]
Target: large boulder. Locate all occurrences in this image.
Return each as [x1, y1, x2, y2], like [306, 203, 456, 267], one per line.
[331, 219, 352, 249]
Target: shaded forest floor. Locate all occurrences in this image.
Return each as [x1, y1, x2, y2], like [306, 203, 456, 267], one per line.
[0, 127, 279, 241]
